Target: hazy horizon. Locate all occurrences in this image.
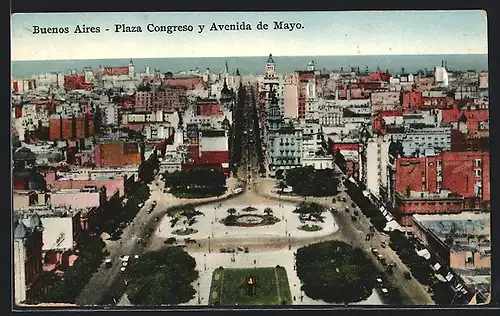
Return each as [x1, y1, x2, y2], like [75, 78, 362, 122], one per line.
[11, 53, 489, 63]
[11, 54, 488, 79]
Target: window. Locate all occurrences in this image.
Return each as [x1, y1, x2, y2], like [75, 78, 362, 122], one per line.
[475, 159, 482, 167]
[475, 169, 482, 177]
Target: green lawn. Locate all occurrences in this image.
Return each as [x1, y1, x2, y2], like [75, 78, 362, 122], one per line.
[209, 267, 292, 306]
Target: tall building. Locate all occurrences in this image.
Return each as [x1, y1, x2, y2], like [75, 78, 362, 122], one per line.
[14, 214, 44, 304]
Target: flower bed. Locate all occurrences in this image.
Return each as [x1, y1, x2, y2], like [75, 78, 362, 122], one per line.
[297, 224, 323, 232]
[172, 228, 199, 235]
[221, 214, 281, 227]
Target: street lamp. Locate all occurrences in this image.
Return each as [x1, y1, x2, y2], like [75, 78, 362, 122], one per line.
[197, 282, 201, 304]
[285, 219, 288, 235]
[288, 233, 291, 250]
[208, 236, 211, 253]
[211, 221, 214, 238]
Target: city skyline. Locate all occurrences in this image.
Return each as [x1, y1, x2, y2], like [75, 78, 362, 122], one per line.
[11, 11, 488, 61]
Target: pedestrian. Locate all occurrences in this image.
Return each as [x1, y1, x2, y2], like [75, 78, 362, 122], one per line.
[254, 259, 256, 264]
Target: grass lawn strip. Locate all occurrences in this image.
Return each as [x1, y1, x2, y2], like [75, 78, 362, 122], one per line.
[209, 267, 291, 305]
[274, 268, 281, 304]
[276, 267, 293, 304]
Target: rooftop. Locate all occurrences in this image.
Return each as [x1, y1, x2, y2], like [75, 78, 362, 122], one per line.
[414, 212, 490, 253]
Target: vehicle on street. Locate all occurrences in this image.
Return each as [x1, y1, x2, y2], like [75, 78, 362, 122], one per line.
[353, 210, 359, 216]
[365, 234, 371, 241]
[120, 267, 126, 273]
[154, 217, 159, 222]
[237, 246, 244, 251]
[134, 255, 139, 259]
[122, 261, 128, 267]
[351, 216, 357, 221]
[104, 258, 112, 268]
[121, 255, 130, 262]
[138, 202, 144, 208]
[345, 208, 349, 213]
[381, 288, 389, 295]
[351, 202, 356, 208]
[332, 198, 336, 203]
[381, 241, 387, 248]
[369, 226, 375, 233]
[378, 255, 387, 265]
[404, 271, 412, 280]
[376, 278, 383, 285]
[371, 248, 379, 255]
[152, 201, 157, 207]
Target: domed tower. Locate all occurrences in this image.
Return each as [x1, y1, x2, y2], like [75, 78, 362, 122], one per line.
[265, 54, 276, 79]
[128, 59, 135, 77]
[234, 68, 242, 88]
[307, 60, 315, 72]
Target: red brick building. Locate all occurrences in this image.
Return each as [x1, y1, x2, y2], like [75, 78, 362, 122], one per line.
[93, 141, 142, 167]
[296, 71, 316, 120]
[402, 90, 423, 112]
[395, 151, 490, 202]
[393, 151, 490, 225]
[49, 115, 98, 141]
[196, 100, 224, 116]
[163, 76, 206, 90]
[135, 86, 188, 112]
[441, 102, 489, 132]
[64, 75, 93, 90]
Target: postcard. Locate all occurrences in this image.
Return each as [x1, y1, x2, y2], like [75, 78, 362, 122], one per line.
[11, 10, 490, 308]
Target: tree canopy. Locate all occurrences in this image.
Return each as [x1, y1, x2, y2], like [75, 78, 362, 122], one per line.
[126, 247, 199, 305]
[295, 241, 377, 303]
[163, 169, 226, 188]
[285, 166, 339, 196]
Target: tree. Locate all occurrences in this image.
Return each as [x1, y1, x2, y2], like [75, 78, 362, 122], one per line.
[227, 208, 237, 216]
[138, 160, 154, 183]
[126, 247, 199, 305]
[295, 241, 377, 303]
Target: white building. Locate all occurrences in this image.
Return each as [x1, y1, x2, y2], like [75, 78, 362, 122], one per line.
[434, 66, 449, 87]
[365, 136, 390, 197]
[283, 73, 299, 119]
[144, 123, 176, 140]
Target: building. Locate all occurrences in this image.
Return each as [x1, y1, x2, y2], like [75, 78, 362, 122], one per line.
[93, 141, 142, 167]
[370, 91, 401, 113]
[48, 187, 107, 233]
[283, 73, 299, 119]
[64, 75, 92, 91]
[45, 171, 128, 199]
[392, 151, 490, 225]
[49, 114, 99, 141]
[267, 125, 303, 172]
[412, 212, 490, 301]
[401, 126, 452, 157]
[134, 85, 188, 113]
[478, 72, 488, 89]
[14, 214, 44, 304]
[49, 187, 106, 210]
[183, 130, 230, 176]
[365, 136, 390, 197]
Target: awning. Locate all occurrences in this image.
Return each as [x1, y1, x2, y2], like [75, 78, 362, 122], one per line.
[445, 272, 454, 281]
[431, 262, 442, 271]
[416, 249, 431, 260]
[384, 220, 401, 232]
[435, 274, 447, 282]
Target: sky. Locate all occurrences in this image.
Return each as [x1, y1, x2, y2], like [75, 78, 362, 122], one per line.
[11, 11, 488, 61]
